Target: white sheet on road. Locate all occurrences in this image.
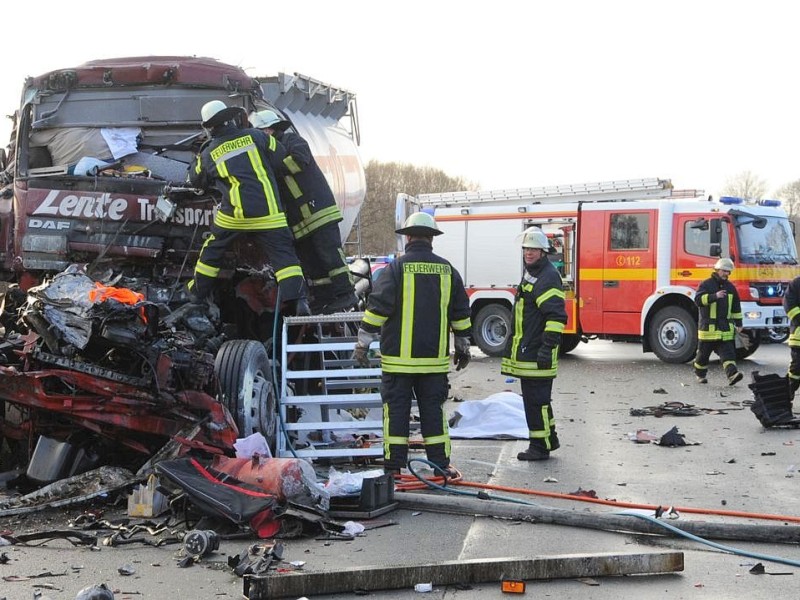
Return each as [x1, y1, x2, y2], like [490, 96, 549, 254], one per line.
[449, 392, 528, 439]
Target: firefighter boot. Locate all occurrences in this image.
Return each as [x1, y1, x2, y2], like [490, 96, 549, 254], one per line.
[728, 371, 744, 386]
[517, 443, 550, 461]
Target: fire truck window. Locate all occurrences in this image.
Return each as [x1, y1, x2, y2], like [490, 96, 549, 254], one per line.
[610, 213, 649, 250]
[684, 221, 730, 257]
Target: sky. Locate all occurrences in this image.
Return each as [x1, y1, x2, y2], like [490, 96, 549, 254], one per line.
[2, 1, 798, 198]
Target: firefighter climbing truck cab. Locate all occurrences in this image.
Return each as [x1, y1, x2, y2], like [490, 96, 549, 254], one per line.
[0, 56, 366, 466]
[397, 178, 799, 363]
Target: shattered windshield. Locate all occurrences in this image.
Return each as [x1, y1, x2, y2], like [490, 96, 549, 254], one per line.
[735, 214, 798, 265]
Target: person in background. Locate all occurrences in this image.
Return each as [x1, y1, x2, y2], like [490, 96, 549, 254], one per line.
[783, 275, 800, 395]
[187, 101, 309, 316]
[352, 212, 472, 477]
[692, 257, 744, 385]
[249, 109, 357, 314]
[501, 227, 567, 461]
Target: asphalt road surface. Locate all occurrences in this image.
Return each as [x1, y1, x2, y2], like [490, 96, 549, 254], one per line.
[1, 339, 799, 599]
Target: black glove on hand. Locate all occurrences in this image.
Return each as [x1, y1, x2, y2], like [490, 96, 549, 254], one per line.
[453, 336, 471, 371]
[537, 347, 553, 371]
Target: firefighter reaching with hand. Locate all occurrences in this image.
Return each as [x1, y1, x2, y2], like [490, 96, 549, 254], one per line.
[501, 227, 567, 462]
[187, 101, 310, 316]
[352, 212, 472, 477]
[692, 257, 744, 385]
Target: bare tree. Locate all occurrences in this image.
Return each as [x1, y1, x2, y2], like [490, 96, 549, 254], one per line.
[774, 179, 800, 219]
[720, 170, 768, 200]
[350, 161, 478, 255]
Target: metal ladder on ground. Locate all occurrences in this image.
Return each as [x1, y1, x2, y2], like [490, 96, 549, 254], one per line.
[277, 312, 386, 460]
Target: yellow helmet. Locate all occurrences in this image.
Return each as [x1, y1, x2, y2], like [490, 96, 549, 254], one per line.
[714, 257, 734, 271]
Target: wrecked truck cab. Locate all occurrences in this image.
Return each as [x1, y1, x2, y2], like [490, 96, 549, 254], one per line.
[0, 56, 366, 478]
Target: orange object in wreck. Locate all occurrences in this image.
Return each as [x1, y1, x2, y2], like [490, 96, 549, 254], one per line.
[212, 455, 313, 503]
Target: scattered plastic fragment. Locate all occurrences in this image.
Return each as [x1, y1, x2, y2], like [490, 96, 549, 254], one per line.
[414, 582, 433, 592]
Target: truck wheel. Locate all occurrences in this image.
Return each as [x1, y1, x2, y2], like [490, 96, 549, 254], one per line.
[215, 340, 277, 451]
[648, 306, 697, 363]
[559, 333, 581, 355]
[736, 330, 761, 360]
[473, 304, 512, 357]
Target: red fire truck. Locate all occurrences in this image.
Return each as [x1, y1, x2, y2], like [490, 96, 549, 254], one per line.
[397, 178, 799, 363]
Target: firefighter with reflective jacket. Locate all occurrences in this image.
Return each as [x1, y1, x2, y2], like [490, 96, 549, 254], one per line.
[352, 212, 472, 477]
[783, 275, 800, 394]
[692, 257, 744, 385]
[501, 227, 567, 461]
[187, 101, 309, 315]
[249, 109, 357, 314]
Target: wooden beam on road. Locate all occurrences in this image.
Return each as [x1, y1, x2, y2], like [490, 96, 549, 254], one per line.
[395, 492, 800, 544]
[243, 551, 683, 599]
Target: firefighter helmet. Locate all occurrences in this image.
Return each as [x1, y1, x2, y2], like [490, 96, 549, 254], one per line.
[201, 100, 241, 127]
[395, 212, 442, 236]
[520, 227, 552, 252]
[714, 257, 734, 272]
[249, 109, 290, 131]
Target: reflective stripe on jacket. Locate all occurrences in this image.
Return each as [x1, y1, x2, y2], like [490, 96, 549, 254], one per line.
[361, 239, 471, 374]
[695, 273, 742, 342]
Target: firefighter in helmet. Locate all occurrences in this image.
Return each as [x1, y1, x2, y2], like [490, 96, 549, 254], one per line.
[352, 212, 472, 477]
[249, 109, 357, 314]
[693, 257, 744, 385]
[187, 101, 309, 315]
[783, 275, 800, 395]
[501, 227, 567, 461]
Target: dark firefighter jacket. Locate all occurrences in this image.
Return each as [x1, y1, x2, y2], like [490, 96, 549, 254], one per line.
[276, 130, 342, 240]
[189, 125, 289, 231]
[784, 276, 800, 348]
[501, 255, 567, 379]
[361, 239, 471, 374]
[695, 272, 743, 342]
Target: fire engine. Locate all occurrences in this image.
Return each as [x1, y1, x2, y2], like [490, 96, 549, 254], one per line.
[396, 177, 800, 363]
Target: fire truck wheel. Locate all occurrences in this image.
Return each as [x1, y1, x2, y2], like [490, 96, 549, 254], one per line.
[648, 306, 697, 364]
[559, 333, 581, 355]
[473, 304, 513, 357]
[215, 340, 277, 451]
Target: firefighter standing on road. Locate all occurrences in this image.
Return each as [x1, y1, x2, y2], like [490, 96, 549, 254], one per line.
[352, 212, 472, 476]
[783, 275, 800, 394]
[187, 101, 309, 315]
[249, 109, 357, 314]
[692, 257, 744, 385]
[501, 227, 567, 461]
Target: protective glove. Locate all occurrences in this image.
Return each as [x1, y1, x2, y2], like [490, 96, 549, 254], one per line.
[352, 328, 379, 368]
[453, 335, 471, 371]
[536, 346, 553, 371]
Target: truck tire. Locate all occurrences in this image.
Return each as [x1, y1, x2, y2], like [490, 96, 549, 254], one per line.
[215, 340, 277, 451]
[473, 304, 512, 357]
[648, 306, 697, 364]
[736, 330, 761, 360]
[559, 333, 582, 355]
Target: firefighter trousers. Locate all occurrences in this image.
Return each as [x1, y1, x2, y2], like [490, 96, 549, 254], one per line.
[788, 346, 800, 394]
[520, 378, 559, 452]
[295, 223, 353, 306]
[693, 339, 738, 378]
[191, 225, 306, 302]
[381, 372, 450, 471]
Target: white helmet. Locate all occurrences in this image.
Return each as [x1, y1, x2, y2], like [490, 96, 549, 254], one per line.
[520, 227, 551, 251]
[714, 257, 734, 271]
[249, 109, 289, 130]
[395, 212, 442, 236]
[201, 100, 241, 127]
